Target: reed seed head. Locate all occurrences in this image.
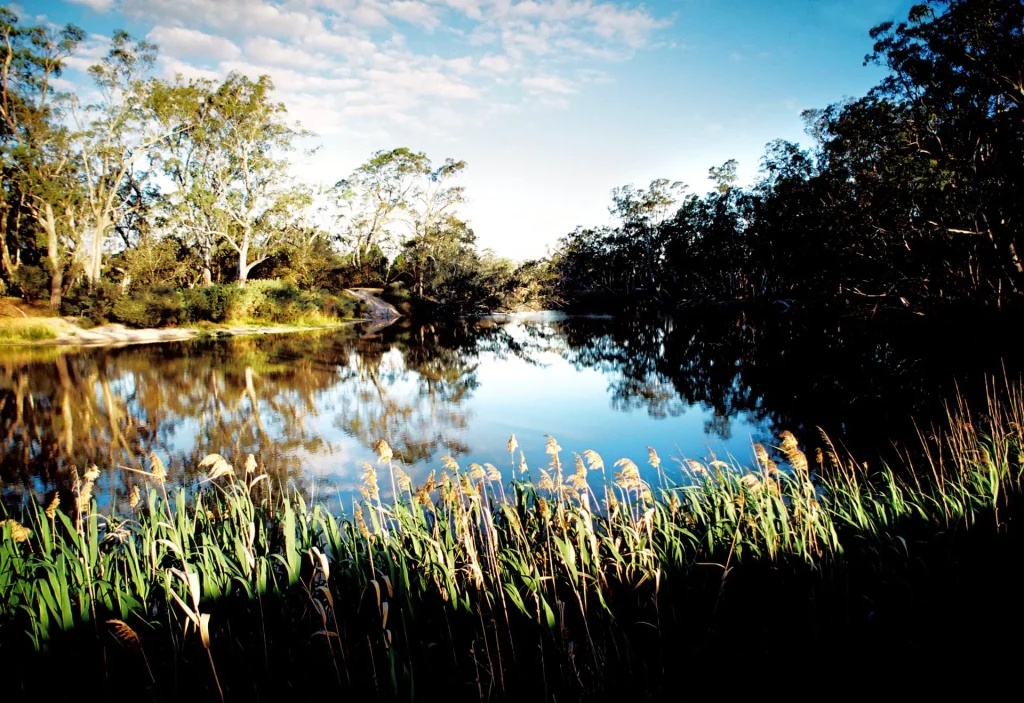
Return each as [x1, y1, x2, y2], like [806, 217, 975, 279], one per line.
[373, 439, 393, 464]
[45, 494, 60, 520]
[582, 449, 604, 471]
[1, 519, 30, 543]
[647, 447, 661, 469]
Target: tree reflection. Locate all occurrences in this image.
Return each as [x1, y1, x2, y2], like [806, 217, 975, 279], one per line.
[551, 309, 1018, 456]
[3, 311, 1009, 504]
[0, 321, 540, 500]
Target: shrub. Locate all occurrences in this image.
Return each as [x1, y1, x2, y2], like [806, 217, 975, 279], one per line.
[61, 281, 121, 325]
[181, 284, 238, 324]
[112, 285, 183, 328]
[384, 281, 416, 316]
[322, 292, 359, 320]
[111, 297, 152, 328]
[12, 266, 51, 304]
[224, 280, 345, 325]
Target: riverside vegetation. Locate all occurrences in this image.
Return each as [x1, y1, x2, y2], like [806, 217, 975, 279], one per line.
[2, 379, 1023, 700]
[1, 8, 547, 326]
[9, 0, 1023, 327]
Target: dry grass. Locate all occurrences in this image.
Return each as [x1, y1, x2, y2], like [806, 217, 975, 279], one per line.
[0, 317, 60, 343]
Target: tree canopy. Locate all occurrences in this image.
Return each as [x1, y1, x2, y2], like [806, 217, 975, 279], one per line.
[549, 0, 1024, 315]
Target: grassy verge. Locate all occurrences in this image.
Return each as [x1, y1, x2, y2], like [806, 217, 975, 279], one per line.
[0, 317, 59, 343]
[2, 384, 1023, 699]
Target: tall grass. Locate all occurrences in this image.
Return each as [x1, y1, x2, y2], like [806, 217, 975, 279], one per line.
[2, 381, 1023, 699]
[0, 318, 58, 343]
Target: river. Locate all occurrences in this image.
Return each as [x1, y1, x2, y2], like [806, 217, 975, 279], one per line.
[1, 310, 1017, 510]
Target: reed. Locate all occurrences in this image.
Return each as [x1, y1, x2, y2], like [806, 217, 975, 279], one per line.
[2, 382, 1023, 699]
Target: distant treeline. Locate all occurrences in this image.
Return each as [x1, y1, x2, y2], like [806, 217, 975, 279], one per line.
[548, 0, 1024, 314]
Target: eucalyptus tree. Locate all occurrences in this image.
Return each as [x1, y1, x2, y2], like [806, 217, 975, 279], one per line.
[168, 73, 310, 286]
[333, 147, 430, 268]
[0, 9, 85, 308]
[154, 76, 223, 285]
[608, 178, 685, 293]
[71, 31, 188, 286]
[866, 0, 1024, 302]
[403, 158, 467, 296]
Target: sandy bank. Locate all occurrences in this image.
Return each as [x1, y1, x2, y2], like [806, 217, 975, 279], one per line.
[1, 289, 402, 348]
[32, 320, 357, 347]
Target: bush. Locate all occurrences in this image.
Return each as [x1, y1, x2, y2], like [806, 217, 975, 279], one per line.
[181, 284, 238, 324]
[73, 280, 360, 329]
[12, 266, 51, 304]
[383, 281, 416, 316]
[112, 285, 183, 328]
[111, 297, 152, 328]
[61, 281, 121, 325]
[225, 280, 342, 325]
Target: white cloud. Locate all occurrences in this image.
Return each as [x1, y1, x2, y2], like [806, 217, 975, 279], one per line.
[479, 55, 511, 72]
[385, 1, 440, 31]
[522, 74, 575, 94]
[53, 0, 671, 180]
[121, 0, 325, 38]
[351, 3, 389, 27]
[67, 0, 114, 11]
[159, 57, 224, 82]
[442, 0, 483, 21]
[243, 37, 325, 69]
[587, 3, 671, 48]
[50, 76, 78, 93]
[220, 60, 362, 93]
[60, 33, 111, 74]
[147, 27, 242, 60]
[447, 56, 476, 74]
[304, 31, 377, 59]
[577, 68, 613, 84]
[366, 67, 478, 99]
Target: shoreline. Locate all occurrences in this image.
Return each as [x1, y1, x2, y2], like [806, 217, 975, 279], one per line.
[1, 288, 403, 349]
[1, 318, 364, 349]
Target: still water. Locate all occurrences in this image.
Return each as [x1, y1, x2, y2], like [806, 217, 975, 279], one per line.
[0, 311, 1016, 508]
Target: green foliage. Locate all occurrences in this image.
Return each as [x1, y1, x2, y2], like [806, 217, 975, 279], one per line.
[180, 283, 238, 324]
[11, 265, 50, 303]
[102, 281, 357, 329]
[112, 285, 183, 328]
[220, 279, 350, 326]
[550, 0, 1024, 313]
[118, 236, 201, 290]
[270, 235, 346, 290]
[60, 281, 120, 324]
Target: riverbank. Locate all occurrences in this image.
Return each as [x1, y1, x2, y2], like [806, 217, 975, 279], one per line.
[0, 288, 402, 348]
[0, 315, 357, 347]
[2, 382, 1022, 700]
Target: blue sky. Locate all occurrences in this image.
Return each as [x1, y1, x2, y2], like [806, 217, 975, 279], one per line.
[12, 0, 916, 259]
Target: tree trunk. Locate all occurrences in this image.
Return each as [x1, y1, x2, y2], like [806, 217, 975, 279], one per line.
[237, 231, 250, 287]
[43, 204, 63, 311]
[1, 240, 15, 281]
[202, 242, 213, 286]
[89, 214, 110, 285]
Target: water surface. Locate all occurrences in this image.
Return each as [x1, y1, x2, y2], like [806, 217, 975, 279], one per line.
[1, 311, 1016, 508]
